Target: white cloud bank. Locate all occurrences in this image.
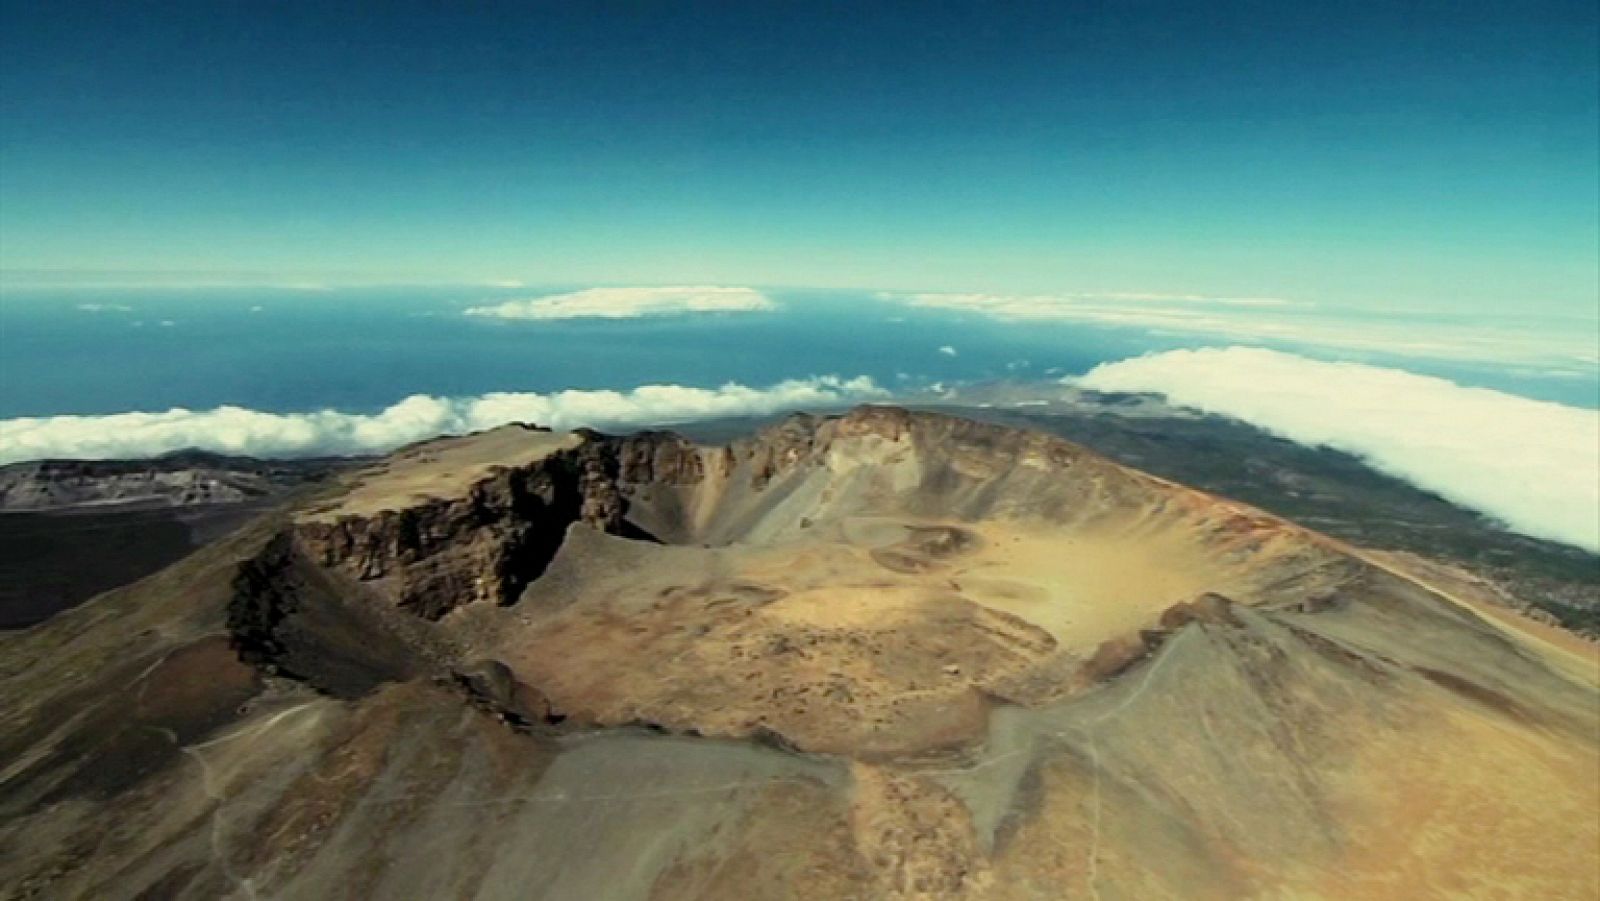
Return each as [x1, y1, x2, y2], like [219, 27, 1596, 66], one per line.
[0, 376, 884, 465]
[886, 291, 1598, 371]
[1080, 347, 1600, 551]
[465, 285, 775, 320]
[891, 291, 1302, 311]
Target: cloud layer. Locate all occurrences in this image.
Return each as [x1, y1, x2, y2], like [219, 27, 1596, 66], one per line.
[0, 376, 883, 464]
[887, 292, 1598, 371]
[1080, 347, 1600, 551]
[465, 285, 775, 320]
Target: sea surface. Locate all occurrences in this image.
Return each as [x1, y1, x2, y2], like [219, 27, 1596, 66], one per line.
[1, 286, 1593, 418]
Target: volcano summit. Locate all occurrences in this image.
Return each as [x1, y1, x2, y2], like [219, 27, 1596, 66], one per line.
[2, 407, 1595, 899]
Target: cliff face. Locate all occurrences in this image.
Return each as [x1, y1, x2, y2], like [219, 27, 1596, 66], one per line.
[727, 412, 824, 486]
[607, 429, 709, 485]
[288, 428, 724, 620]
[296, 460, 583, 620]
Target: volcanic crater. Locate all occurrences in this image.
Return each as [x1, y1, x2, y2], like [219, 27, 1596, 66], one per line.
[2, 407, 1595, 900]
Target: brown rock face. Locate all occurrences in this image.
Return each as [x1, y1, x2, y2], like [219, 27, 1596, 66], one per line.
[292, 431, 713, 620]
[1159, 591, 1244, 630]
[729, 412, 823, 487]
[1079, 633, 1156, 683]
[296, 460, 590, 619]
[608, 429, 707, 484]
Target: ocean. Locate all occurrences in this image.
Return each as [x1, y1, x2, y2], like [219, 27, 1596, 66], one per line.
[0, 286, 1593, 420]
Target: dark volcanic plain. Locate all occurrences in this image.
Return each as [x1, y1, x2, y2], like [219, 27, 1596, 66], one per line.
[1, 406, 1596, 899]
[0, 453, 350, 628]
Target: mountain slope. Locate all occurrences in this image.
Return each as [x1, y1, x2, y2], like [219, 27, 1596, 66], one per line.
[1, 407, 1594, 899]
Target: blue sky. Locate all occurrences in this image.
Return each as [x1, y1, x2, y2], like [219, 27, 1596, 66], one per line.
[2, 0, 1596, 318]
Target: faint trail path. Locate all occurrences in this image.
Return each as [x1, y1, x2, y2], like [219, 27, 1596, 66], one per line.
[149, 702, 320, 900]
[1061, 639, 1178, 901]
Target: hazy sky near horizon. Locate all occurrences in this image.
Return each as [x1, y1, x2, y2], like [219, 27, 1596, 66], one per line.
[2, 0, 1597, 317]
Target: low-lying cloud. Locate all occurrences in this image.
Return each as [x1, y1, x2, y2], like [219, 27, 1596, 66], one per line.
[1080, 347, 1600, 551]
[465, 285, 775, 320]
[890, 290, 1302, 312]
[885, 291, 1598, 371]
[0, 376, 883, 465]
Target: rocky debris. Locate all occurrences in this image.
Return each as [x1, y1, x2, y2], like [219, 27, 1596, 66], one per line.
[870, 526, 983, 574]
[1079, 633, 1156, 684]
[448, 659, 566, 730]
[850, 764, 990, 898]
[1159, 591, 1244, 629]
[1076, 593, 1246, 684]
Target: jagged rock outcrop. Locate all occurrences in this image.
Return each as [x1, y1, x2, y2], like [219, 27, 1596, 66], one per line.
[296, 458, 591, 619]
[292, 429, 709, 619]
